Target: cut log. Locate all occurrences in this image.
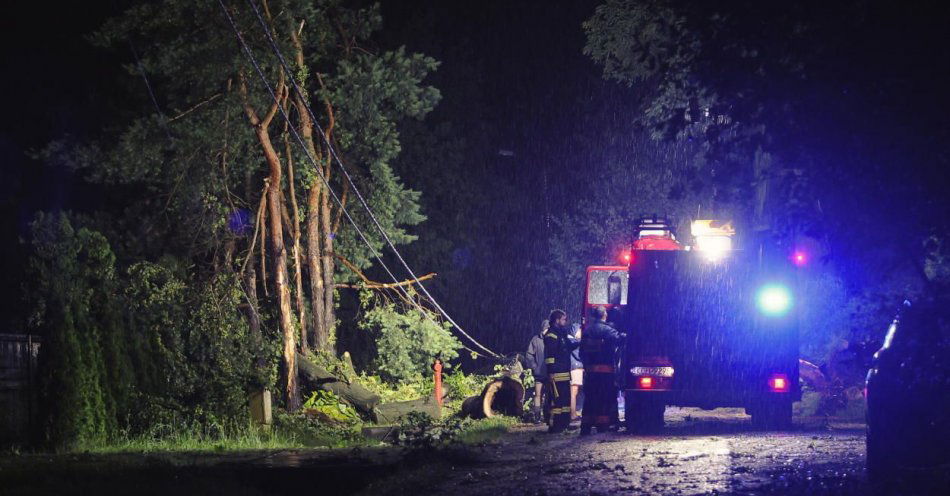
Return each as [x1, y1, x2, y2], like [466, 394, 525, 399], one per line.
[375, 396, 441, 424]
[460, 376, 524, 419]
[296, 352, 381, 419]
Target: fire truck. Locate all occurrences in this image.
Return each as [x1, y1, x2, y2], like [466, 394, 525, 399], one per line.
[582, 216, 800, 431]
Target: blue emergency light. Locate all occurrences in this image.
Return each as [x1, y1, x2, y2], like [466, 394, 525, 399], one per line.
[757, 284, 792, 316]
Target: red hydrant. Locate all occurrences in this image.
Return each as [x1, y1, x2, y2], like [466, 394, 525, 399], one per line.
[433, 358, 443, 407]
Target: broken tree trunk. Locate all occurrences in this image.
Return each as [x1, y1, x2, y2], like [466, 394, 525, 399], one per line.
[376, 396, 441, 424]
[296, 352, 381, 419]
[459, 376, 525, 419]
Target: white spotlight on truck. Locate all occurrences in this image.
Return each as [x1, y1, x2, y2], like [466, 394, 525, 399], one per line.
[691, 220, 735, 261]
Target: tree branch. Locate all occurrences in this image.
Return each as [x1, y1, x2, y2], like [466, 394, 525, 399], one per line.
[331, 252, 437, 289]
[168, 92, 222, 122]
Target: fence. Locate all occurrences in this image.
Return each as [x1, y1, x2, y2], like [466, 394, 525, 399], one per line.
[0, 334, 41, 445]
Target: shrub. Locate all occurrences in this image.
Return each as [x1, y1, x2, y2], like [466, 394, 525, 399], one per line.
[27, 213, 130, 449]
[358, 290, 462, 382]
[273, 411, 365, 448]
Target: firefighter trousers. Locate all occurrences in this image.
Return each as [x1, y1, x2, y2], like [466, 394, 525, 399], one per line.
[546, 371, 572, 432]
[581, 365, 618, 432]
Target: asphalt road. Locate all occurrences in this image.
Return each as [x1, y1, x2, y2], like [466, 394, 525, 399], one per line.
[4, 408, 945, 495]
[361, 407, 876, 495]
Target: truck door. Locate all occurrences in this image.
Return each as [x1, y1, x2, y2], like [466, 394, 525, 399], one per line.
[583, 266, 629, 324]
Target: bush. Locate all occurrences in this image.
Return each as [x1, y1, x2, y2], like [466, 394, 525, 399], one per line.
[395, 412, 466, 448]
[394, 412, 516, 448]
[273, 411, 365, 448]
[27, 214, 271, 448]
[358, 290, 462, 382]
[357, 373, 432, 403]
[28, 214, 130, 449]
[124, 263, 263, 434]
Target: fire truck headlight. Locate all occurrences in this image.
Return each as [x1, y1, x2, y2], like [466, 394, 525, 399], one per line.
[757, 284, 792, 316]
[695, 235, 732, 261]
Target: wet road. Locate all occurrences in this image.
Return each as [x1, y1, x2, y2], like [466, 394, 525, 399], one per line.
[362, 408, 873, 495]
[5, 408, 944, 495]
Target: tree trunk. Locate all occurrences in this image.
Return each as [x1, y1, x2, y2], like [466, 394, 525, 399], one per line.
[296, 352, 381, 419]
[319, 187, 335, 345]
[240, 69, 299, 410]
[243, 172, 263, 350]
[307, 188, 328, 350]
[286, 139, 308, 354]
[258, 126, 299, 411]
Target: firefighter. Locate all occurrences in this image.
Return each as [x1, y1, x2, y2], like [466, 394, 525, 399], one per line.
[544, 309, 577, 433]
[579, 305, 624, 435]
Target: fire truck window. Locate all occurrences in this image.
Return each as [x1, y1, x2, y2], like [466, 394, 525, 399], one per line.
[588, 270, 628, 305]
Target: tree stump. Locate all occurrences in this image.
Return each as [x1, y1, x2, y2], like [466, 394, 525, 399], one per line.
[459, 376, 524, 419]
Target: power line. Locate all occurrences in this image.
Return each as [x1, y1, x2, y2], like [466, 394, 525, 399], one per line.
[240, 0, 502, 358]
[216, 0, 500, 359]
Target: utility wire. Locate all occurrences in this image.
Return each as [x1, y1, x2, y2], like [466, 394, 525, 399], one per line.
[241, 0, 501, 358]
[216, 0, 499, 359]
[127, 39, 174, 142]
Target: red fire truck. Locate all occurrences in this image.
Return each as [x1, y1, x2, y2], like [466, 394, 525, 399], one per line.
[582, 216, 800, 431]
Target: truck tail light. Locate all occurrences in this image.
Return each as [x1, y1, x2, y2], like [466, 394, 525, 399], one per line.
[638, 376, 654, 389]
[768, 374, 789, 392]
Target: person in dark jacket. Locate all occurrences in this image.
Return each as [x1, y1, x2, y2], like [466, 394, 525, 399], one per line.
[524, 319, 548, 423]
[544, 309, 578, 433]
[579, 305, 624, 435]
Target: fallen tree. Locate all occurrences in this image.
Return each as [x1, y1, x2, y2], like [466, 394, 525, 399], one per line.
[296, 352, 381, 419]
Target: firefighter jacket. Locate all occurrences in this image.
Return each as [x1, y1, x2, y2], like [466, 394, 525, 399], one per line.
[543, 324, 578, 376]
[580, 320, 623, 368]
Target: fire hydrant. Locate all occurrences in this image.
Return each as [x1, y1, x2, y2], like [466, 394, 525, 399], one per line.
[433, 359, 443, 407]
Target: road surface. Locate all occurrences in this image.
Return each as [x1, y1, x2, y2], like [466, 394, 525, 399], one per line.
[360, 407, 873, 495]
[5, 408, 945, 495]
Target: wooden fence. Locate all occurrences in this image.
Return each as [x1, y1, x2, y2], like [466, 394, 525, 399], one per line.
[0, 334, 41, 445]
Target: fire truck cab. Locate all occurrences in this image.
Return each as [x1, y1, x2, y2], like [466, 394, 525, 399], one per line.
[582, 216, 800, 431]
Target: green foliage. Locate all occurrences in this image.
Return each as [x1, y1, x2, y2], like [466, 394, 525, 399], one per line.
[273, 411, 365, 448]
[394, 412, 515, 448]
[395, 412, 465, 448]
[124, 264, 263, 433]
[28, 213, 130, 449]
[358, 290, 461, 382]
[357, 373, 431, 403]
[301, 390, 361, 424]
[79, 0, 438, 278]
[441, 369, 485, 402]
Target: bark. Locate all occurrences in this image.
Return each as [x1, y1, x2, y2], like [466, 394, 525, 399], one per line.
[244, 173, 265, 369]
[306, 188, 327, 350]
[290, 23, 335, 352]
[460, 377, 525, 419]
[319, 183, 335, 343]
[240, 73, 300, 411]
[285, 137, 308, 354]
[296, 352, 381, 419]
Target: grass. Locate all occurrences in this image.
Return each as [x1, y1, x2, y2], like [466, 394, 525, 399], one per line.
[77, 429, 305, 454]
[455, 416, 518, 445]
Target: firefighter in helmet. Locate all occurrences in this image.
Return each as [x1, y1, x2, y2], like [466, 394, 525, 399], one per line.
[544, 309, 578, 433]
[579, 305, 624, 435]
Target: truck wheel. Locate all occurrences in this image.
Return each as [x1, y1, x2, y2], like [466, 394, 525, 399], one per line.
[624, 393, 665, 433]
[750, 398, 792, 429]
